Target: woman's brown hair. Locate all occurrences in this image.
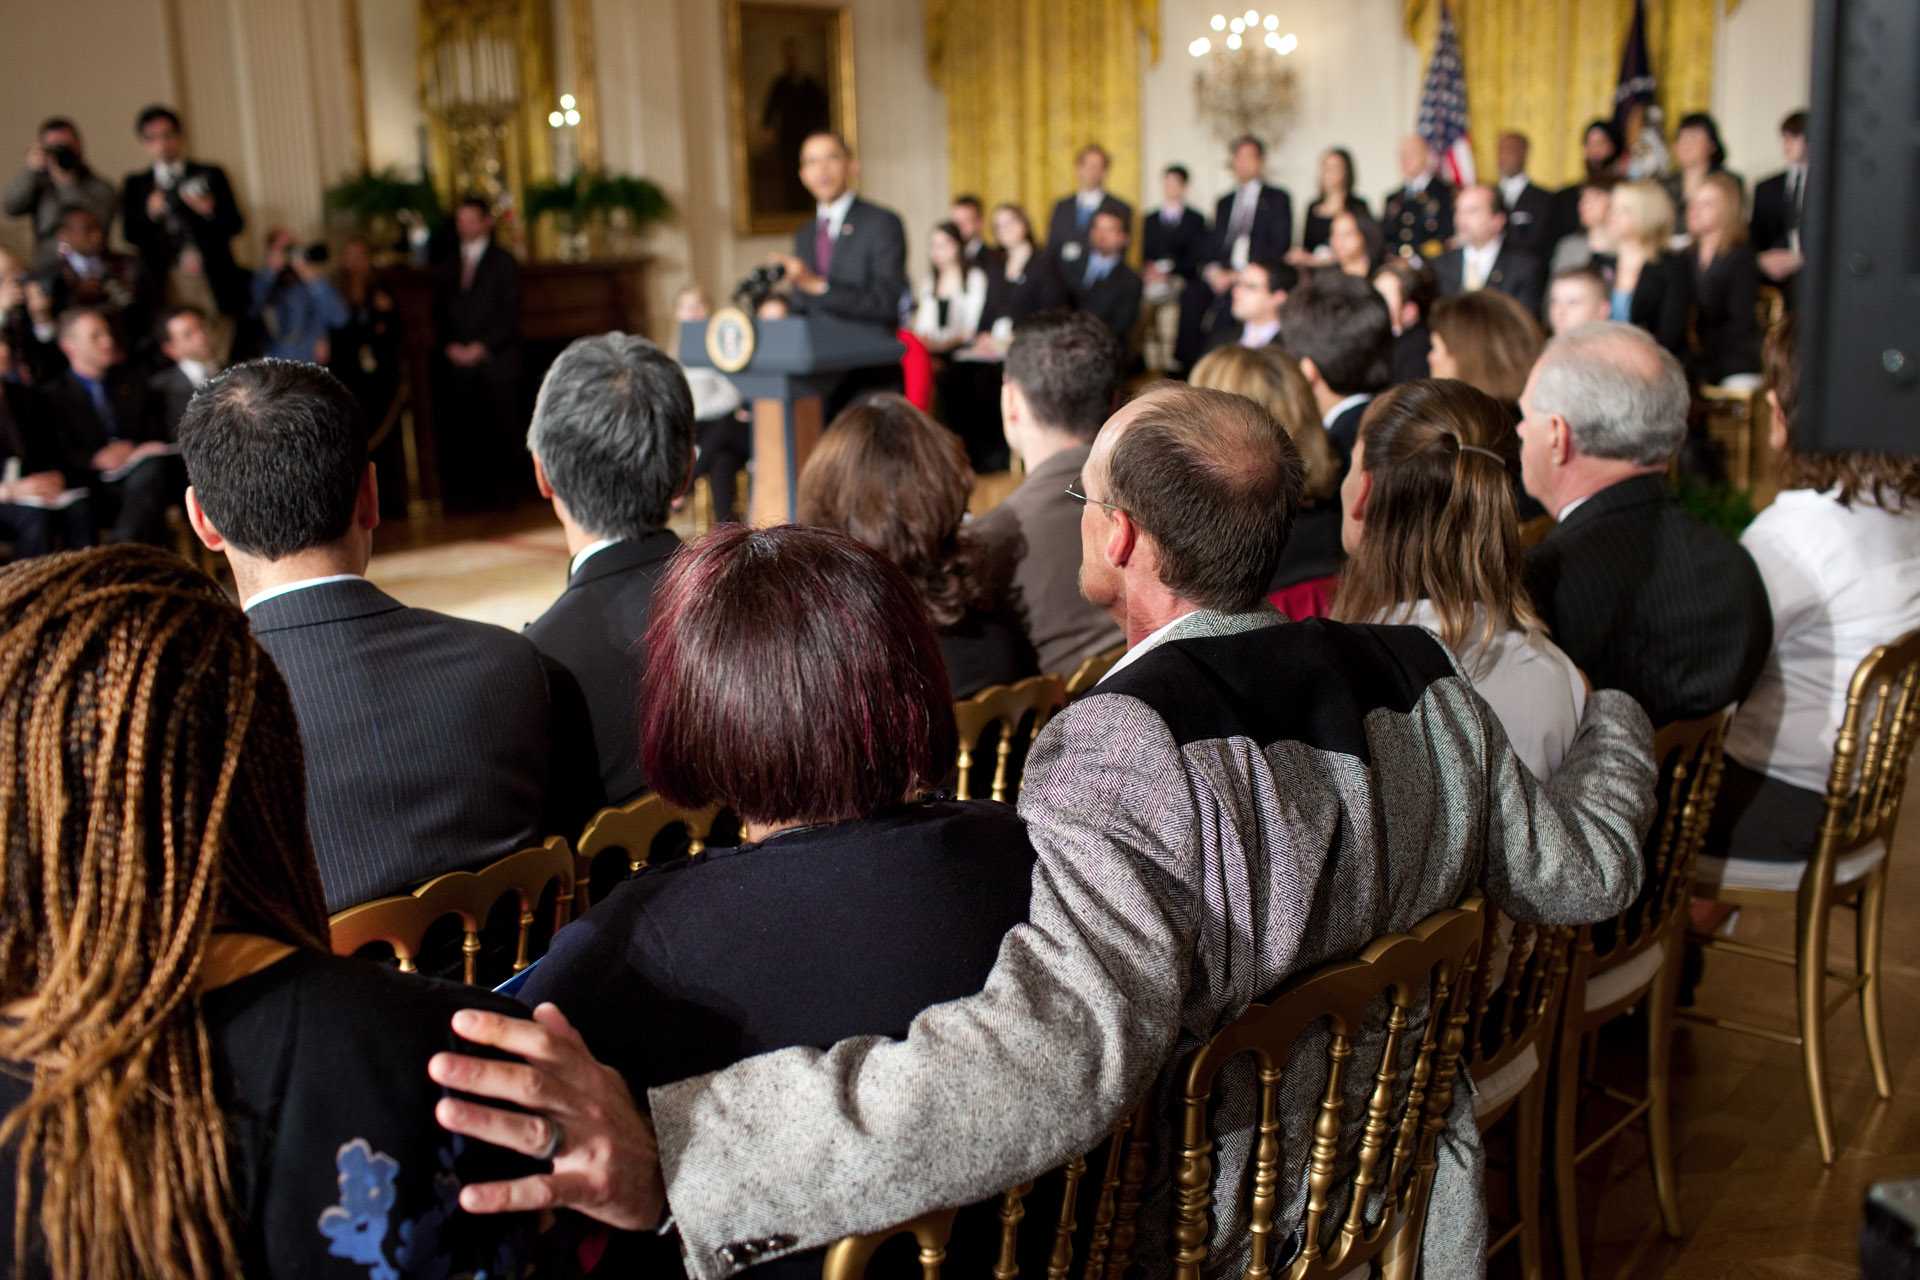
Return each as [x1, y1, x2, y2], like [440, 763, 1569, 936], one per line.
[1692, 172, 1749, 247]
[798, 394, 994, 629]
[1189, 344, 1340, 501]
[1429, 290, 1544, 405]
[0, 546, 329, 1280]
[1765, 313, 1920, 511]
[1331, 379, 1546, 667]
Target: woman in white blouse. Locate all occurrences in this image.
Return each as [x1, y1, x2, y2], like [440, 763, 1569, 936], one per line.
[912, 222, 986, 355]
[1696, 316, 1920, 892]
[1331, 378, 1586, 778]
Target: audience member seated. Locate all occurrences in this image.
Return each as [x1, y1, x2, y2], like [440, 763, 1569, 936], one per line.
[1280, 270, 1394, 463]
[36, 208, 148, 360]
[431, 383, 1658, 1280]
[524, 333, 693, 805]
[950, 194, 999, 271]
[179, 359, 601, 910]
[973, 204, 1069, 357]
[148, 305, 218, 438]
[1663, 112, 1743, 227]
[673, 288, 750, 523]
[798, 394, 1036, 697]
[1176, 135, 1293, 370]
[252, 228, 348, 364]
[120, 105, 246, 364]
[1697, 316, 1920, 886]
[1206, 255, 1295, 354]
[1603, 180, 1691, 359]
[0, 332, 90, 558]
[913, 222, 987, 356]
[1044, 143, 1133, 272]
[1372, 256, 1439, 383]
[1321, 208, 1383, 280]
[0, 546, 555, 1279]
[521, 520, 1036, 1135]
[1493, 131, 1556, 262]
[1684, 172, 1763, 387]
[1547, 266, 1612, 335]
[972, 310, 1126, 674]
[4, 117, 119, 270]
[1433, 184, 1545, 318]
[1332, 379, 1584, 776]
[1428, 289, 1544, 411]
[1382, 134, 1453, 261]
[1547, 119, 1624, 249]
[1189, 343, 1342, 617]
[41, 307, 176, 547]
[1750, 111, 1808, 290]
[1068, 210, 1143, 349]
[1289, 147, 1370, 265]
[1549, 176, 1616, 276]
[1519, 321, 1772, 724]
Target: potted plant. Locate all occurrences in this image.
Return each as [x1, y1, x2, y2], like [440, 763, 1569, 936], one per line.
[324, 169, 443, 263]
[525, 171, 671, 259]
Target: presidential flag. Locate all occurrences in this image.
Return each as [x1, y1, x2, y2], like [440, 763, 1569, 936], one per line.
[1417, 0, 1475, 186]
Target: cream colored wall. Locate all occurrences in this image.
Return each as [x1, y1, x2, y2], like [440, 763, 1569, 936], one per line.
[1712, 0, 1814, 183]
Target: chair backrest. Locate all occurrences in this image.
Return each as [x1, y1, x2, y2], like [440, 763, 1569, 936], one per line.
[1170, 896, 1487, 1280]
[328, 836, 575, 984]
[1464, 914, 1572, 1120]
[954, 674, 1067, 802]
[1815, 628, 1920, 868]
[1587, 709, 1730, 973]
[1064, 644, 1127, 701]
[575, 794, 723, 915]
[1757, 283, 1786, 333]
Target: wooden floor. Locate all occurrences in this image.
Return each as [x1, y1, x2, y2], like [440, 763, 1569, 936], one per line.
[1560, 767, 1919, 1279]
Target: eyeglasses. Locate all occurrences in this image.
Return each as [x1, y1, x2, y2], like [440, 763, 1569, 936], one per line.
[1064, 484, 1124, 515]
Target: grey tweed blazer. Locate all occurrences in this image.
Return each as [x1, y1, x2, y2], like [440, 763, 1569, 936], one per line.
[651, 608, 1655, 1279]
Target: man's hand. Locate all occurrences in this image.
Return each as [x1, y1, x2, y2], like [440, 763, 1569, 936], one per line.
[25, 145, 47, 174]
[1204, 264, 1236, 293]
[130, 441, 172, 461]
[182, 188, 217, 219]
[146, 188, 169, 220]
[1757, 248, 1803, 281]
[445, 341, 488, 367]
[428, 1003, 666, 1231]
[756, 297, 789, 320]
[13, 471, 66, 501]
[768, 252, 825, 295]
[92, 440, 136, 472]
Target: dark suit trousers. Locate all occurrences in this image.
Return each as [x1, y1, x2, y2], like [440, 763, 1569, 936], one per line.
[439, 361, 525, 511]
[0, 500, 93, 559]
[96, 455, 181, 547]
[695, 414, 751, 523]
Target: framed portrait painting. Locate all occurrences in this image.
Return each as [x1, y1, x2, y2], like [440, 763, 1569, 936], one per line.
[726, 2, 857, 236]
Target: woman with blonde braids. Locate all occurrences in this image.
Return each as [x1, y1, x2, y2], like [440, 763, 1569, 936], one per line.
[1331, 380, 1586, 777]
[0, 546, 564, 1279]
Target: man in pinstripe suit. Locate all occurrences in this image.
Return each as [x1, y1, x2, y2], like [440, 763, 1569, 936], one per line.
[180, 359, 601, 912]
[1518, 322, 1773, 726]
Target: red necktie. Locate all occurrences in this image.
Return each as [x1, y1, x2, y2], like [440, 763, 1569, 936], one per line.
[815, 218, 835, 276]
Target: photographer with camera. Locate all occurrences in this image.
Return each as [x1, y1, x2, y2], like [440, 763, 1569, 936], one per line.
[252, 229, 347, 364]
[4, 118, 119, 271]
[121, 105, 245, 364]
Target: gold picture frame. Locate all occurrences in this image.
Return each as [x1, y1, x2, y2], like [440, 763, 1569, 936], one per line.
[725, 2, 857, 237]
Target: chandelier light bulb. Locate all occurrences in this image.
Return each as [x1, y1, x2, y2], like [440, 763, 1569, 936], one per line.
[1226, 31, 1242, 48]
[1264, 31, 1280, 49]
[559, 93, 576, 110]
[564, 109, 581, 125]
[548, 110, 564, 127]
[1210, 13, 1226, 30]
[1278, 32, 1297, 53]
[1229, 17, 1243, 33]
[1244, 8, 1258, 23]
[1189, 36, 1211, 56]
[1263, 13, 1279, 29]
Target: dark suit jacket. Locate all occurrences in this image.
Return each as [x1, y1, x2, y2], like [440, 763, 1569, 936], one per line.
[1326, 395, 1371, 468]
[1301, 196, 1371, 254]
[146, 364, 197, 440]
[247, 578, 601, 911]
[1546, 183, 1587, 254]
[1689, 244, 1763, 384]
[1382, 179, 1453, 259]
[41, 368, 160, 476]
[523, 531, 680, 804]
[1071, 257, 1143, 346]
[1501, 182, 1556, 261]
[1749, 170, 1800, 254]
[0, 381, 65, 476]
[1524, 474, 1772, 725]
[1045, 192, 1133, 268]
[789, 196, 908, 330]
[119, 162, 246, 315]
[1142, 206, 1208, 279]
[1203, 185, 1293, 269]
[434, 242, 523, 374]
[979, 252, 1070, 331]
[1393, 321, 1432, 384]
[1623, 253, 1692, 359]
[1432, 241, 1546, 317]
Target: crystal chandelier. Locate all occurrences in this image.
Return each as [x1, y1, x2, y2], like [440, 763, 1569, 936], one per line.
[1188, 10, 1301, 145]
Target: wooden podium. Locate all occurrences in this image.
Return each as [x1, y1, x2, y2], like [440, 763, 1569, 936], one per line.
[678, 316, 904, 525]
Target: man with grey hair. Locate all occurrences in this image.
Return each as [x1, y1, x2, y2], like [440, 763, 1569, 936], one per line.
[525, 332, 696, 803]
[1519, 320, 1772, 724]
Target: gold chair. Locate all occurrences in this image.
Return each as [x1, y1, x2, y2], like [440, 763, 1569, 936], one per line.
[1465, 915, 1573, 1280]
[1696, 283, 1787, 505]
[1551, 710, 1730, 1280]
[953, 674, 1067, 803]
[574, 793, 723, 915]
[328, 835, 576, 985]
[1064, 642, 1127, 701]
[1683, 628, 1920, 1163]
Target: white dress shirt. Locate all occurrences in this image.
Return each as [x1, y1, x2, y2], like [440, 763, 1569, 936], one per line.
[1460, 236, 1503, 291]
[1322, 393, 1371, 431]
[243, 573, 362, 611]
[912, 267, 988, 345]
[570, 538, 618, 578]
[1403, 173, 1432, 198]
[177, 359, 211, 389]
[1239, 319, 1281, 349]
[1497, 174, 1530, 210]
[816, 189, 856, 243]
[1227, 180, 1262, 268]
[1726, 488, 1920, 793]
[1099, 609, 1201, 684]
[153, 160, 185, 190]
[1075, 189, 1106, 217]
[1400, 600, 1586, 779]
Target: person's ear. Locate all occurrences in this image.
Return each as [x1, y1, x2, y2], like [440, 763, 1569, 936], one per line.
[1105, 508, 1138, 568]
[1765, 389, 1788, 453]
[356, 462, 381, 533]
[1348, 469, 1372, 524]
[1000, 379, 1026, 430]
[184, 488, 225, 552]
[1298, 355, 1322, 388]
[1549, 415, 1573, 467]
[533, 453, 555, 501]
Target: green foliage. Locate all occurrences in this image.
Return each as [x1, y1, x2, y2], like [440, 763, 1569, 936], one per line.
[524, 171, 672, 228]
[1674, 475, 1758, 537]
[323, 169, 442, 222]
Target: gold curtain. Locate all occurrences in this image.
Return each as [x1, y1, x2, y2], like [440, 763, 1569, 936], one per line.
[1403, 0, 1738, 188]
[926, 0, 1158, 239]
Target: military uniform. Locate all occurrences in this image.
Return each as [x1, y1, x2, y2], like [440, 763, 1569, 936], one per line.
[1383, 178, 1455, 261]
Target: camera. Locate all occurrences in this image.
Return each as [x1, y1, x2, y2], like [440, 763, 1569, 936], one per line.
[734, 262, 786, 309]
[299, 243, 330, 266]
[46, 145, 79, 173]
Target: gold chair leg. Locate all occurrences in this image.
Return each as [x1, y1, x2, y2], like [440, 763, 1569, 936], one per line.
[1645, 938, 1684, 1238]
[1551, 1015, 1585, 1280]
[1514, 1072, 1548, 1280]
[1796, 891, 1837, 1164]
[1856, 864, 1893, 1098]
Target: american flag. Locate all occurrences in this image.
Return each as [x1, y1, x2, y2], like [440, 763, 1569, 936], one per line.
[1417, 0, 1475, 187]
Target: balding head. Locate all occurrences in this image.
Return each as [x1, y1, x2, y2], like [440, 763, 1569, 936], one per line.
[1529, 321, 1688, 465]
[1087, 384, 1303, 613]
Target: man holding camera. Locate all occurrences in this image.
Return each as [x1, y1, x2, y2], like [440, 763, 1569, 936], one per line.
[252, 229, 347, 364]
[121, 105, 245, 364]
[4, 118, 119, 271]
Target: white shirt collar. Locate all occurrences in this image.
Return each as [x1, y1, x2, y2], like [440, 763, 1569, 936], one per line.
[177, 359, 210, 388]
[1239, 319, 1281, 348]
[153, 160, 184, 187]
[461, 238, 489, 264]
[570, 537, 618, 577]
[1099, 610, 1203, 685]
[817, 190, 857, 239]
[242, 573, 362, 611]
[1497, 174, 1529, 205]
[1077, 188, 1107, 209]
[1463, 235, 1503, 282]
[1555, 493, 1592, 522]
[1406, 172, 1432, 196]
[1323, 392, 1371, 430]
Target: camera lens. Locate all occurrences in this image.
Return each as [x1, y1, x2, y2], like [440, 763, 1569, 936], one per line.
[48, 146, 78, 171]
